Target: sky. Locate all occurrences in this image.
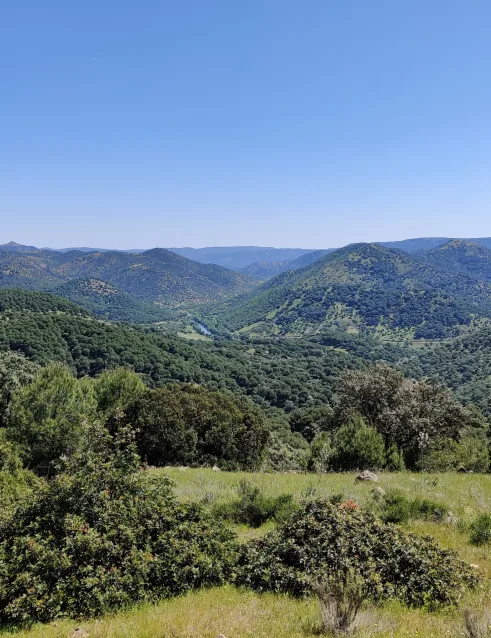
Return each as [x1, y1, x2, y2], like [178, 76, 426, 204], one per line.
[2, 1, 491, 249]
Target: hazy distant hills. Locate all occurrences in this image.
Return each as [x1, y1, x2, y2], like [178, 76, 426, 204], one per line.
[0, 246, 256, 306]
[168, 246, 313, 269]
[204, 242, 491, 340]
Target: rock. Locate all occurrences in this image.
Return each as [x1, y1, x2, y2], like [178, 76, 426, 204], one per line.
[212, 465, 221, 472]
[71, 629, 89, 638]
[355, 470, 378, 483]
[178, 466, 188, 472]
[444, 511, 458, 525]
[470, 564, 480, 570]
[372, 486, 386, 500]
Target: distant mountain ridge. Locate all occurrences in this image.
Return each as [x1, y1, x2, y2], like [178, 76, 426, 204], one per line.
[0, 246, 256, 306]
[4, 238, 491, 272]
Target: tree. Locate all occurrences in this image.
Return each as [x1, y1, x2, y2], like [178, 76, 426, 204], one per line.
[289, 406, 334, 442]
[127, 383, 269, 469]
[335, 363, 485, 466]
[93, 367, 146, 418]
[0, 351, 39, 428]
[331, 413, 386, 471]
[7, 363, 97, 474]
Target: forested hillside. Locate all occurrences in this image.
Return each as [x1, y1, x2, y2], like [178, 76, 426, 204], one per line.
[418, 239, 491, 282]
[204, 243, 491, 340]
[0, 247, 256, 305]
[52, 278, 173, 323]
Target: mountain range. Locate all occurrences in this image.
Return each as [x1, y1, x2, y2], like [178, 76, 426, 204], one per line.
[4, 237, 491, 277]
[201, 241, 491, 341]
[0, 246, 255, 307]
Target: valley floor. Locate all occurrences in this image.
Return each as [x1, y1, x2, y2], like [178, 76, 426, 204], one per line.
[3, 470, 491, 638]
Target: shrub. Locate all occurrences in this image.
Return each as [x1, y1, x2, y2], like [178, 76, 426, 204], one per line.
[213, 479, 296, 527]
[0, 425, 238, 627]
[380, 490, 447, 524]
[331, 414, 386, 471]
[92, 367, 146, 418]
[422, 434, 490, 473]
[0, 435, 40, 532]
[261, 431, 309, 472]
[315, 570, 369, 637]
[0, 351, 39, 428]
[469, 513, 491, 546]
[385, 444, 405, 471]
[127, 384, 269, 469]
[289, 406, 334, 442]
[308, 431, 332, 473]
[235, 499, 479, 608]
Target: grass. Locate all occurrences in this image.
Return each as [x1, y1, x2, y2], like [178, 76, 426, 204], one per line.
[2, 469, 491, 638]
[159, 468, 491, 522]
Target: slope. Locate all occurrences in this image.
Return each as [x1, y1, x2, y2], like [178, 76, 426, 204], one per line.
[417, 239, 491, 282]
[52, 278, 173, 323]
[205, 243, 491, 340]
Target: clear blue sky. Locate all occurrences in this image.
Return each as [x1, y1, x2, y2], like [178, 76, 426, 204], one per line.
[2, 1, 491, 249]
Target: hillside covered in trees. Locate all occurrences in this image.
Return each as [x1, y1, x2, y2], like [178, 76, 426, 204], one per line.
[202, 243, 491, 340]
[0, 246, 256, 306]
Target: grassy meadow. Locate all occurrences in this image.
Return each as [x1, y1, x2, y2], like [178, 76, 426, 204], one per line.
[3, 469, 491, 638]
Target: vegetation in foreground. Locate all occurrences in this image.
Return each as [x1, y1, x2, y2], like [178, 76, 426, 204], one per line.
[0, 467, 490, 637]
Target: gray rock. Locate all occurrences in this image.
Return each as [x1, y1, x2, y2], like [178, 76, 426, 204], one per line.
[71, 629, 89, 638]
[212, 465, 221, 472]
[355, 470, 378, 482]
[372, 486, 386, 499]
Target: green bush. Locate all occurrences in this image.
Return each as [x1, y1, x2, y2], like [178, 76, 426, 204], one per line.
[213, 479, 296, 528]
[308, 432, 332, 472]
[469, 513, 491, 546]
[421, 434, 490, 473]
[0, 425, 238, 627]
[92, 367, 146, 418]
[235, 499, 479, 608]
[331, 414, 386, 471]
[385, 444, 405, 471]
[380, 490, 447, 524]
[289, 406, 334, 442]
[0, 435, 40, 532]
[261, 431, 309, 472]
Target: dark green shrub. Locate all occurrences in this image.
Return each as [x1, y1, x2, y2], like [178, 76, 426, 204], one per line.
[331, 414, 385, 471]
[0, 351, 39, 428]
[0, 436, 40, 532]
[385, 444, 405, 471]
[469, 513, 491, 546]
[214, 479, 296, 528]
[380, 490, 447, 524]
[421, 434, 490, 473]
[236, 499, 479, 608]
[0, 425, 238, 627]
